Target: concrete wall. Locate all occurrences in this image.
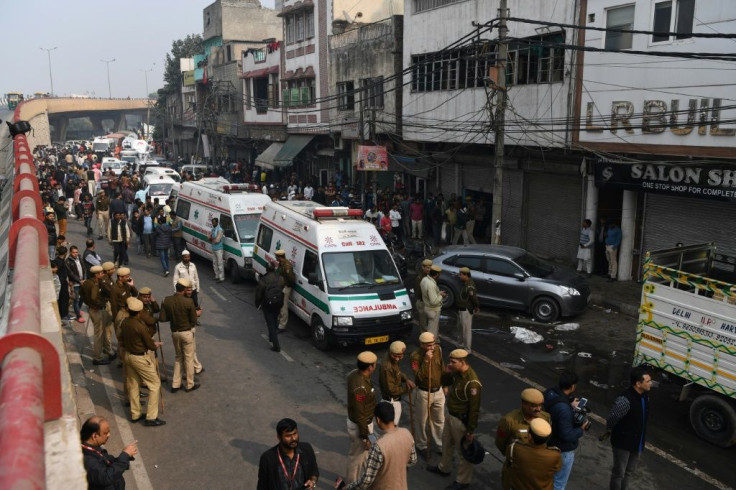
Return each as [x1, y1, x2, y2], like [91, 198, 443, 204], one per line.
[204, 0, 282, 42]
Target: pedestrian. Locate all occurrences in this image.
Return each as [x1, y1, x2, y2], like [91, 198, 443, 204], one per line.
[153, 216, 172, 276]
[108, 211, 131, 267]
[120, 298, 165, 427]
[140, 207, 154, 258]
[496, 388, 551, 456]
[44, 211, 57, 259]
[463, 197, 477, 244]
[95, 189, 111, 240]
[389, 203, 402, 240]
[159, 278, 200, 393]
[65, 245, 86, 323]
[603, 365, 652, 490]
[576, 219, 593, 277]
[130, 209, 142, 254]
[451, 203, 470, 245]
[81, 416, 138, 489]
[82, 193, 95, 236]
[605, 221, 622, 282]
[255, 258, 285, 352]
[501, 418, 562, 490]
[54, 246, 71, 320]
[410, 332, 445, 457]
[427, 349, 482, 490]
[257, 418, 320, 490]
[455, 267, 479, 353]
[420, 265, 445, 338]
[543, 371, 591, 490]
[409, 197, 423, 239]
[209, 217, 225, 282]
[343, 402, 417, 489]
[275, 249, 295, 331]
[170, 211, 184, 260]
[80, 265, 116, 366]
[379, 341, 416, 425]
[52, 195, 69, 237]
[346, 351, 378, 484]
[172, 250, 201, 310]
[414, 259, 432, 332]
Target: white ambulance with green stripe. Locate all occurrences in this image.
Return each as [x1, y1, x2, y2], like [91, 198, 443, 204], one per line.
[253, 201, 413, 350]
[175, 180, 271, 282]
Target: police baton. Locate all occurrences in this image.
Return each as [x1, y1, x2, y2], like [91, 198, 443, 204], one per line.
[407, 386, 415, 439]
[156, 322, 168, 383]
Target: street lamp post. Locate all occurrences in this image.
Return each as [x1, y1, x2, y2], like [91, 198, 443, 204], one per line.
[40, 46, 57, 95]
[141, 65, 155, 140]
[100, 58, 116, 98]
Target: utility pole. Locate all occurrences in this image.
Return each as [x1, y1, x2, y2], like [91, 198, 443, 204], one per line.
[141, 64, 155, 140]
[100, 58, 115, 98]
[491, 0, 508, 244]
[40, 46, 57, 96]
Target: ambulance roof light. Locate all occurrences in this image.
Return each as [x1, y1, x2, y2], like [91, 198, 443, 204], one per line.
[312, 207, 363, 219]
[220, 183, 260, 194]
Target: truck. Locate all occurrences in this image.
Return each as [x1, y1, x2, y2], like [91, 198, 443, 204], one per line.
[635, 243, 736, 447]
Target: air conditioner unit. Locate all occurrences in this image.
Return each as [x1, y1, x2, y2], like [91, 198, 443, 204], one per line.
[332, 133, 344, 150]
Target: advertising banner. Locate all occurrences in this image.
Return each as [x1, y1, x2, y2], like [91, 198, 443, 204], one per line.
[356, 145, 388, 171]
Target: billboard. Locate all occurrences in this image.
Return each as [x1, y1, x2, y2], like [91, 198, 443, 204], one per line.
[356, 145, 388, 171]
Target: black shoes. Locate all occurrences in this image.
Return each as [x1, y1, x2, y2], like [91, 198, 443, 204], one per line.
[271, 345, 281, 352]
[171, 387, 180, 393]
[195, 368, 205, 375]
[144, 418, 166, 427]
[184, 383, 200, 393]
[92, 358, 111, 365]
[427, 465, 451, 477]
[131, 415, 144, 423]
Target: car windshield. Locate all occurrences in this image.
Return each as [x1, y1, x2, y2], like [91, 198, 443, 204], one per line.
[148, 183, 173, 196]
[323, 250, 401, 289]
[514, 251, 554, 277]
[234, 214, 258, 243]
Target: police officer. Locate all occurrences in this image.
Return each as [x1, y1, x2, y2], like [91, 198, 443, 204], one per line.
[254, 259, 285, 352]
[346, 351, 378, 484]
[138, 287, 160, 338]
[110, 267, 138, 321]
[275, 249, 295, 331]
[120, 298, 165, 427]
[427, 349, 482, 489]
[456, 267, 479, 353]
[502, 418, 561, 490]
[159, 278, 200, 393]
[496, 388, 551, 456]
[410, 331, 445, 456]
[379, 341, 416, 425]
[80, 265, 116, 365]
[421, 265, 445, 337]
[414, 259, 432, 332]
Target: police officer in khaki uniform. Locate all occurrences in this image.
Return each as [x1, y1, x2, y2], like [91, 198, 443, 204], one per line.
[427, 349, 482, 490]
[275, 250, 295, 331]
[138, 287, 160, 368]
[346, 351, 378, 484]
[80, 265, 116, 365]
[99, 261, 116, 314]
[414, 259, 432, 332]
[159, 278, 199, 392]
[496, 388, 551, 455]
[379, 341, 416, 425]
[110, 267, 138, 321]
[120, 298, 165, 427]
[421, 265, 445, 337]
[456, 267, 479, 353]
[502, 418, 561, 490]
[410, 331, 445, 455]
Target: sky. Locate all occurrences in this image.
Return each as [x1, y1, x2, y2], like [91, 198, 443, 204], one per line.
[0, 0, 276, 99]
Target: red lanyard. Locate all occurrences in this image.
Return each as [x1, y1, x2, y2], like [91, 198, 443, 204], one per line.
[277, 449, 300, 489]
[82, 444, 111, 466]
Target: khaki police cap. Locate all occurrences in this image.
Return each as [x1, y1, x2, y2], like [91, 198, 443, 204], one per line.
[177, 278, 191, 288]
[419, 332, 435, 344]
[357, 351, 378, 364]
[530, 418, 552, 438]
[138, 287, 152, 295]
[90, 265, 104, 274]
[126, 298, 144, 312]
[275, 250, 286, 256]
[117, 267, 131, 276]
[389, 341, 406, 354]
[459, 267, 471, 275]
[421, 259, 433, 266]
[521, 388, 545, 405]
[430, 265, 442, 273]
[102, 261, 116, 271]
[449, 348, 469, 360]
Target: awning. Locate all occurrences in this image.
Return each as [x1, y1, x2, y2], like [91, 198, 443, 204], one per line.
[241, 65, 279, 79]
[255, 142, 285, 170]
[273, 135, 315, 167]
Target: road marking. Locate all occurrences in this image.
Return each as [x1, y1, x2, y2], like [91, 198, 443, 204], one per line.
[260, 334, 293, 361]
[209, 286, 228, 302]
[440, 333, 732, 490]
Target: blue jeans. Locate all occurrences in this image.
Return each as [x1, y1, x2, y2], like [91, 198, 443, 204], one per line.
[158, 248, 169, 272]
[554, 450, 575, 490]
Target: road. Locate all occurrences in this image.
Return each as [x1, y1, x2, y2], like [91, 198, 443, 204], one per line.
[62, 217, 734, 489]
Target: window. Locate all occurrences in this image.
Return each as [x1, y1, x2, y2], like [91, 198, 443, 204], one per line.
[283, 78, 315, 107]
[253, 49, 266, 63]
[220, 214, 236, 240]
[254, 77, 269, 114]
[234, 214, 259, 243]
[605, 5, 635, 49]
[413, 0, 463, 13]
[175, 200, 190, 220]
[285, 10, 315, 45]
[286, 16, 295, 44]
[411, 45, 496, 93]
[244, 79, 252, 110]
[296, 13, 305, 42]
[337, 81, 355, 111]
[226, 45, 232, 62]
[257, 225, 274, 250]
[361, 77, 384, 109]
[484, 258, 521, 277]
[507, 33, 565, 85]
[652, 0, 695, 42]
[302, 250, 322, 282]
[447, 255, 482, 271]
[269, 74, 280, 108]
[306, 11, 315, 38]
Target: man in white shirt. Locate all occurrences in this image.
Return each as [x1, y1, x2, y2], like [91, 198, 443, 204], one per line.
[303, 184, 314, 200]
[172, 250, 201, 310]
[389, 204, 403, 239]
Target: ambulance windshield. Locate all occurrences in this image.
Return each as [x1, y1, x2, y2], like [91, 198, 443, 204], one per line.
[234, 214, 259, 243]
[323, 250, 401, 289]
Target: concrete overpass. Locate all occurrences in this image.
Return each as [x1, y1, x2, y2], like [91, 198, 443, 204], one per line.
[15, 97, 150, 148]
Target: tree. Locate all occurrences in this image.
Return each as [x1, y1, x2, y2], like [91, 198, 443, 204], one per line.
[161, 34, 203, 95]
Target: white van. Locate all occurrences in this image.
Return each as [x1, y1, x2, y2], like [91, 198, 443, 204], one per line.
[139, 174, 178, 203]
[179, 164, 211, 181]
[144, 166, 181, 183]
[175, 181, 270, 282]
[253, 201, 413, 350]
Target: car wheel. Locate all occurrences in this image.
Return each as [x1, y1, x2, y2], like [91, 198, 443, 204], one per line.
[690, 394, 736, 447]
[311, 317, 331, 351]
[531, 296, 560, 322]
[438, 283, 455, 309]
[226, 259, 240, 284]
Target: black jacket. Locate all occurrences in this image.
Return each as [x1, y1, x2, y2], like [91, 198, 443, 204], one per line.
[611, 387, 649, 453]
[65, 256, 85, 285]
[44, 218, 57, 246]
[257, 442, 319, 490]
[82, 444, 131, 490]
[543, 387, 584, 452]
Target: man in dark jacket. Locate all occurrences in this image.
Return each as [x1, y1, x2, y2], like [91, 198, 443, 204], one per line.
[603, 366, 652, 490]
[108, 212, 131, 267]
[153, 216, 173, 276]
[44, 211, 58, 259]
[81, 415, 137, 489]
[255, 260, 285, 352]
[543, 371, 590, 490]
[54, 246, 70, 320]
[66, 245, 86, 323]
[257, 418, 319, 490]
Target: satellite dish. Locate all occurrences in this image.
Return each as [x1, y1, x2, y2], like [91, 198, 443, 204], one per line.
[343, 10, 354, 23]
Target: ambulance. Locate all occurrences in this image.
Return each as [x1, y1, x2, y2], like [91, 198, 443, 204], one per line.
[175, 180, 271, 282]
[253, 201, 413, 350]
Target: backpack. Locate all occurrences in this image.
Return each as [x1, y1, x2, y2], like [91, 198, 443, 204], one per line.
[264, 280, 284, 310]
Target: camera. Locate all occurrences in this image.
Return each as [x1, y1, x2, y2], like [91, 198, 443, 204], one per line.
[573, 397, 591, 430]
